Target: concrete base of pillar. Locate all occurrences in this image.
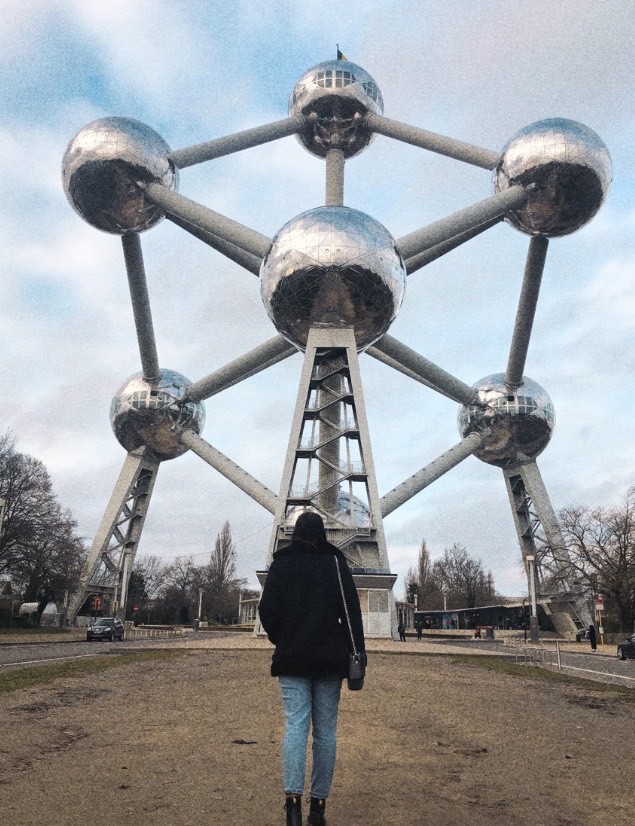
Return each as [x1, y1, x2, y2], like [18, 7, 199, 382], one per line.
[529, 615, 540, 642]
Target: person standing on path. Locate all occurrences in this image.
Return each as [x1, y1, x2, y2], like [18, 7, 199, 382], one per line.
[398, 620, 406, 641]
[588, 623, 597, 651]
[258, 511, 366, 826]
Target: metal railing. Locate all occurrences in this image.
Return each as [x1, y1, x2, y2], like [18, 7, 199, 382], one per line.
[124, 625, 183, 639]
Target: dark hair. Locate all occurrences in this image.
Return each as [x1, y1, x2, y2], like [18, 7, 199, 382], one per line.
[292, 511, 327, 549]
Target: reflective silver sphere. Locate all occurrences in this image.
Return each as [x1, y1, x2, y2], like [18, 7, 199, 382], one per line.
[335, 489, 371, 527]
[62, 117, 178, 234]
[289, 60, 383, 158]
[285, 491, 371, 529]
[494, 118, 611, 237]
[260, 206, 406, 351]
[458, 374, 555, 467]
[110, 369, 205, 461]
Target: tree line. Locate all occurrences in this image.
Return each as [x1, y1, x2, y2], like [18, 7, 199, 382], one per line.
[404, 540, 497, 611]
[1, 431, 634, 631]
[405, 488, 635, 633]
[0, 431, 252, 625]
[127, 521, 257, 625]
[558, 490, 635, 632]
[0, 432, 85, 620]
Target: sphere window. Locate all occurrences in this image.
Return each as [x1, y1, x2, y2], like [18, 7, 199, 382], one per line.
[361, 81, 380, 103]
[516, 396, 538, 414]
[314, 70, 354, 89]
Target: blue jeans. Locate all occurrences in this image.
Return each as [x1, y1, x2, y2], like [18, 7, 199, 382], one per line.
[279, 675, 342, 799]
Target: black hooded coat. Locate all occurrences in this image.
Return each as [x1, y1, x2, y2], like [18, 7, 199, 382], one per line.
[258, 539, 365, 679]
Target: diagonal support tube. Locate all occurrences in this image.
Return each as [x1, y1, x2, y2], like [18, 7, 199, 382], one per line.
[372, 334, 475, 404]
[405, 216, 502, 275]
[169, 115, 305, 168]
[167, 213, 262, 276]
[144, 184, 271, 259]
[121, 233, 160, 381]
[380, 432, 487, 517]
[396, 186, 527, 261]
[187, 335, 297, 401]
[179, 430, 278, 514]
[365, 113, 500, 169]
[504, 236, 550, 389]
[366, 344, 457, 401]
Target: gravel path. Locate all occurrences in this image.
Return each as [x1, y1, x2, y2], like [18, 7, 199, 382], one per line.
[0, 634, 633, 825]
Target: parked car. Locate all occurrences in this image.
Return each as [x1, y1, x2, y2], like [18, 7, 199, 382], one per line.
[616, 633, 635, 660]
[575, 628, 589, 642]
[86, 617, 125, 642]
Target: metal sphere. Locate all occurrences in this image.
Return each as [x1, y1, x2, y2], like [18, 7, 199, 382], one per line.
[457, 374, 555, 467]
[285, 491, 370, 529]
[260, 206, 406, 352]
[494, 118, 611, 237]
[335, 489, 371, 528]
[62, 117, 178, 234]
[110, 369, 205, 461]
[289, 60, 383, 158]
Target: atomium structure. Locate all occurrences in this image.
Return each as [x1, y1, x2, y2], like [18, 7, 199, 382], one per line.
[63, 56, 611, 637]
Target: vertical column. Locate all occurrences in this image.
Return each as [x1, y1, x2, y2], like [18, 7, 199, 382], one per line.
[325, 148, 345, 205]
[317, 354, 343, 514]
[260, 326, 397, 638]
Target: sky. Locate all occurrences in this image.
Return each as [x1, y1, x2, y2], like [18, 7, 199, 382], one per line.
[1, 0, 633, 600]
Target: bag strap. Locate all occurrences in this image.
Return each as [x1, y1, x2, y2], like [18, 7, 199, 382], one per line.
[334, 555, 358, 657]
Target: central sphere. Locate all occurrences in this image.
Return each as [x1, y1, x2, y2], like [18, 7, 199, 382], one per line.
[457, 374, 555, 467]
[289, 60, 383, 158]
[62, 117, 178, 235]
[260, 206, 406, 351]
[110, 369, 205, 461]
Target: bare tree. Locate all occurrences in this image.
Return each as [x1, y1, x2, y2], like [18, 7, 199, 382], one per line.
[155, 556, 198, 624]
[205, 521, 245, 623]
[133, 555, 167, 600]
[432, 543, 496, 609]
[0, 431, 86, 613]
[559, 491, 635, 632]
[404, 539, 443, 609]
[207, 521, 237, 592]
[126, 555, 168, 621]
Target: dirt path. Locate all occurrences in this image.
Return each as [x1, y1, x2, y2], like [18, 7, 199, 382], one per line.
[0, 642, 632, 825]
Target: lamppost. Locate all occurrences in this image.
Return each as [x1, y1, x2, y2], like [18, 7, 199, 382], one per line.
[526, 554, 539, 642]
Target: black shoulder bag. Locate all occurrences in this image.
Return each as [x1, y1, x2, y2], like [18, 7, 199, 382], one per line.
[334, 555, 366, 691]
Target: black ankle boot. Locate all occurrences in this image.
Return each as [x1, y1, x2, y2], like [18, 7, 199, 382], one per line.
[284, 795, 302, 826]
[307, 797, 326, 825]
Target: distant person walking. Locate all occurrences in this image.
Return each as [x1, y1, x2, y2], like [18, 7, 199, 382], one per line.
[416, 621, 423, 641]
[258, 511, 366, 826]
[398, 620, 406, 641]
[588, 623, 597, 651]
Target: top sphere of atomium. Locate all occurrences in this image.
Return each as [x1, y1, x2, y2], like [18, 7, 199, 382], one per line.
[289, 60, 383, 158]
[62, 117, 178, 235]
[110, 369, 205, 461]
[260, 205, 406, 352]
[458, 374, 555, 467]
[494, 118, 611, 237]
